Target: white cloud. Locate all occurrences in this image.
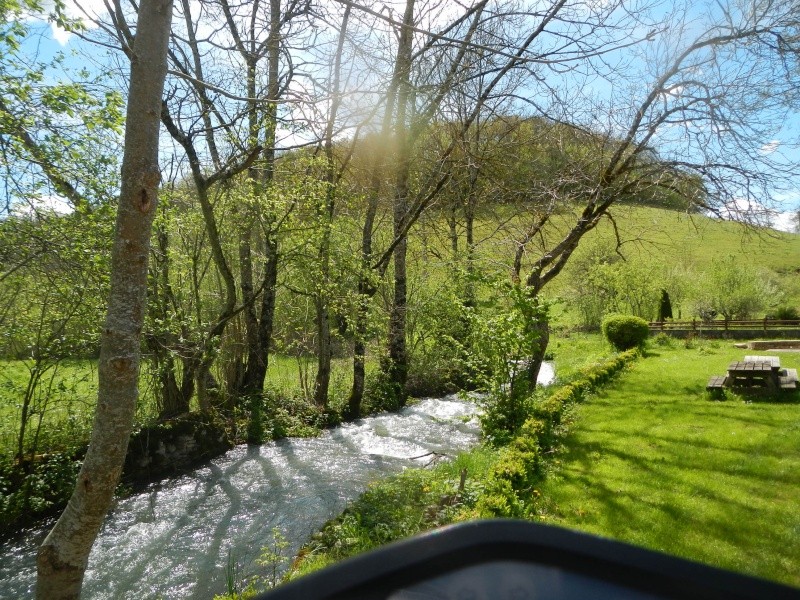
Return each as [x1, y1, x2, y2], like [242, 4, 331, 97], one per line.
[31, 0, 106, 45]
[759, 139, 781, 154]
[11, 195, 74, 218]
[771, 210, 796, 232]
[50, 22, 73, 46]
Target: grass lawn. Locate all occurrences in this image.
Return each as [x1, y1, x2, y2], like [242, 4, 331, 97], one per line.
[549, 332, 612, 380]
[536, 340, 800, 587]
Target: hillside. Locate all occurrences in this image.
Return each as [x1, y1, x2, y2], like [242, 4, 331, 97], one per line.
[464, 204, 800, 325]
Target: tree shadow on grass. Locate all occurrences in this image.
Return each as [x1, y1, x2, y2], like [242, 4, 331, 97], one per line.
[539, 413, 800, 586]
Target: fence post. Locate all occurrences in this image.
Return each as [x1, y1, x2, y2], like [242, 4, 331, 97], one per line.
[692, 318, 696, 331]
[763, 316, 767, 332]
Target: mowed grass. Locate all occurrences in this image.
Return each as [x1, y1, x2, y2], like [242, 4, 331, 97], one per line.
[536, 340, 800, 587]
[548, 332, 612, 380]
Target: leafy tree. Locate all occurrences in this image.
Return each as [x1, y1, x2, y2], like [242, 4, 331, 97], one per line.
[506, 0, 800, 385]
[0, 0, 123, 213]
[464, 280, 549, 444]
[691, 256, 771, 321]
[658, 289, 673, 321]
[0, 210, 111, 462]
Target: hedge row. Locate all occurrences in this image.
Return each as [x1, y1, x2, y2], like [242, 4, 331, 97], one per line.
[474, 348, 641, 518]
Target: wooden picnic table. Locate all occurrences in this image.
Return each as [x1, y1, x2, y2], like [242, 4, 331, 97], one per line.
[743, 355, 781, 369]
[726, 357, 780, 389]
[707, 354, 797, 393]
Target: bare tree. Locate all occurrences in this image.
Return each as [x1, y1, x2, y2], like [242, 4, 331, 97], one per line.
[506, 0, 800, 386]
[35, 0, 173, 595]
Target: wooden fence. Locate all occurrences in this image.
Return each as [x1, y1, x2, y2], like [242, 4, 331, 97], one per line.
[648, 319, 800, 332]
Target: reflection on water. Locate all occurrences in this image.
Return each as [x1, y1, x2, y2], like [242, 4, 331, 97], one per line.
[0, 363, 554, 599]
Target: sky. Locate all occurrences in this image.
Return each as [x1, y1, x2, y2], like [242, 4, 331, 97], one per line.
[11, 0, 800, 231]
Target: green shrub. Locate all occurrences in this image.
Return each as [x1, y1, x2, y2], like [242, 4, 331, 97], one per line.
[361, 369, 404, 415]
[0, 452, 82, 533]
[767, 306, 800, 320]
[601, 314, 650, 351]
[261, 387, 327, 440]
[651, 332, 675, 348]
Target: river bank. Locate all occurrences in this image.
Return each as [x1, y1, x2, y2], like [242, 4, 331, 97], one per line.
[0, 395, 483, 599]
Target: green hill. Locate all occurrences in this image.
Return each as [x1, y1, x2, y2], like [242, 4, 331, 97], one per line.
[440, 204, 800, 326]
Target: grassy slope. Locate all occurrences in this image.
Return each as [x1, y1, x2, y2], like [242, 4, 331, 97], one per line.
[585, 205, 800, 273]
[536, 341, 800, 587]
[461, 204, 800, 309]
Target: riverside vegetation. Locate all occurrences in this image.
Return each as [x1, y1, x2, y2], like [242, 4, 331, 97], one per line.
[268, 337, 799, 596]
[2, 204, 800, 535]
[6, 0, 800, 594]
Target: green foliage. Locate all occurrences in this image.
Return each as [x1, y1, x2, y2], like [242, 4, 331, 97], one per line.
[245, 395, 266, 445]
[562, 244, 671, 328]
[766, 306, 799, 320]
[214, 528, 291, 600]
[474, 349, 639, 518]
[658, 289, 673, 321]
[651, 332, 676, 348]
[405, 276, 473, 398]
[0, 11, 123, 211]
[601, 314, 650, 351]
[0, 209, 112, 471]
[554, 205, 800, 327]
[458, 282, 549, 443]
[0, 451, 82, 533]
[689, 255, 774, 321]
[361, 368, 404, 415]
[260, 386, 327, 440]
[289, 449, 496, 582]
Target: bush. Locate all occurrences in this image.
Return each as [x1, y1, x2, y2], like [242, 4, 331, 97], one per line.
[0, 452, 83, 534]
[601, 314, 650, 351]
[651, 332, 675, 348]
[767, 306, 800, 321]
[361, 369, 404, 415]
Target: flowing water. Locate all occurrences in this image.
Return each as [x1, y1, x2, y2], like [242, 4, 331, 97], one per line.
[0, 363, 554, 599]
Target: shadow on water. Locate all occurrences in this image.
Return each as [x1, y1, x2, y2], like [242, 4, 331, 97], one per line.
[0, 394, 483, 599]
[0, 362, 559, 599]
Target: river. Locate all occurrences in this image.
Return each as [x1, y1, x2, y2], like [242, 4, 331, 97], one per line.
[0, 363, 554, 599]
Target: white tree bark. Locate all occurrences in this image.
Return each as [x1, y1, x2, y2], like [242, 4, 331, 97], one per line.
[36, 0, 173, 597]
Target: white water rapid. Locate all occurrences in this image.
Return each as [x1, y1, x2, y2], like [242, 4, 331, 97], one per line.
[0, 363, 554, 599]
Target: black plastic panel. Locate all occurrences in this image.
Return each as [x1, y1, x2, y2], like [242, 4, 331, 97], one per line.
[257, 520, 800, 600]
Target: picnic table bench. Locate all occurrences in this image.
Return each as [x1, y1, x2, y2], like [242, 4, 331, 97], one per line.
[706, 355, 798, 393]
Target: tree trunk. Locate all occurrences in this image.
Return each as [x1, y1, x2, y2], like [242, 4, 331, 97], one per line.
[150, 223, 191, 419]
[233, 0, 282, 401]
[448, 203, 458, 260]
[524, 314, 550, 390]
[385, 0, 415, 398]
[36, 0, 172, 596]
[313, 7, 349, 409]
[387, 230, 409, 393]
[348, 286, 369, 418]
[313, 296, 332, 408]
[242, 237, 278, 395]
[464, 184, 477, 308]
